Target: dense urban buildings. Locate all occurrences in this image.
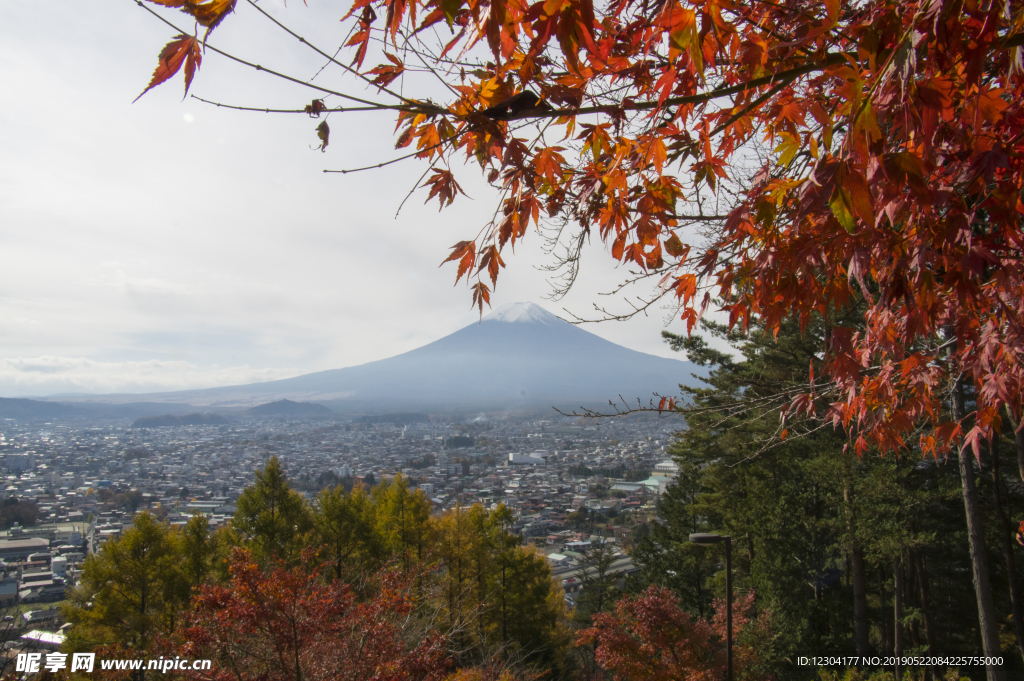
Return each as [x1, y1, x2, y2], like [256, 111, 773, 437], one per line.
[0, 410, 681, 646]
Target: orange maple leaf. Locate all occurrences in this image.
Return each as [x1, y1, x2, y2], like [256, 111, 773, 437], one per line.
[134, 34, 202, 103]
[144, 0, 237, 42]
[471, 282, 491, 317]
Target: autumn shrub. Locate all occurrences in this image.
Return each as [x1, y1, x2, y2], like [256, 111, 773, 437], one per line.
[578, 585, 773, 681]
[165, 547, 453, 681]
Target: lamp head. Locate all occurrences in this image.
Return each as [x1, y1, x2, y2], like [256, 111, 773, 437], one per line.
[689, 533, 728, 545]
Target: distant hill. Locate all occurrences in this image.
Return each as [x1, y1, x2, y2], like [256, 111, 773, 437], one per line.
[0, 398, 205, 422]
[72, 402, 200, 421]
[0, 398, 75, 420]
[246, 400, 333, 417]
[131, 413, 229, 428]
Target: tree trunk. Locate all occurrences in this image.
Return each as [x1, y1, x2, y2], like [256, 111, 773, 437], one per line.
[989, 438, 1024, 662]
[880, 568, 893, 655]
[501, 563, 507, 646]
[851, 548, 870, 656]
[846, 476, 870, 657]
[894, 558, 903, 680]
[905, 553, 921, 650]
[1003, 404, 1024, 484]
[955, 377, 1005, 681]
[913, 550, 938, 655]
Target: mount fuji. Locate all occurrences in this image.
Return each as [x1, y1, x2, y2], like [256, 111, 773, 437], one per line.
[50, 303, 701, 413]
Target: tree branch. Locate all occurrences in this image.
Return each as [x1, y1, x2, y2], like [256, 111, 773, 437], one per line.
[189, 95, 387, 113]
[134, 0, 440, 114]
[496, 52, 858, 120]
[244, 0, 419, 107]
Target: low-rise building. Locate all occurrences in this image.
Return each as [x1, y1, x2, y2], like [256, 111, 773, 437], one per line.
[0, 577, 17, 605]
[20, 630, 65, 650]
[0, 538, 49, 562]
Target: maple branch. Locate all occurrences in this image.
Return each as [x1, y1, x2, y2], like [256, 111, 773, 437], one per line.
[670, 212, 730, 221]
[244, 0, 418, 107]
[395, 27, 464, 100]
[189, 95, 386, 113]
[134, 0, 440, 114]
[488, 52, 859, 120]
[323, 116, 536, 177]
[1002, 33, 1024, 48]
[541, 226, 588, 299]
[726, 417, 841, 466]
[323, 127, 465, 174]
[587, 295, 663, 321]
[553, 395, 684, 420]
[556, 380, 840, 428]
[561, 284, 683, 324]
[708, 79, 789, 138]
[479, 118, 558, 248]
[395, 163, 437, 218]
[307, 37, 348, 84]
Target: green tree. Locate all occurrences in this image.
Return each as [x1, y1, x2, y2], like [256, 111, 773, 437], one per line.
[373, 474, 433, 568]
[567, 538, 623, 681]
[573, 539, 619, 624]
[311, 483, 380, 578]
[433, 503, 569, 670]
[434, 502, 483, 660]
[633, 316, 990, 678]
[0, 497, 38, 529]
[179, 513, 218, 590]
[122, 489, 144, 512]
[491, 540, 568, 669]
[64, 512, 188, 672]
[231, 456, 312, 565]
[630, 453, 719, 618]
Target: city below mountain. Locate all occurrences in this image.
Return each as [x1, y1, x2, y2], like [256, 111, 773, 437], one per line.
[28, 302, 700, 415]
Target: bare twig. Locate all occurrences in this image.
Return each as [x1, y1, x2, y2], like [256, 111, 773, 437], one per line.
[244, 0, 419, 106]
[189, 95, 385, 114]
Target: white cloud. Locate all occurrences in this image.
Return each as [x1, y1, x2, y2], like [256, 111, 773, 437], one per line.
[0, 356, 298, 396]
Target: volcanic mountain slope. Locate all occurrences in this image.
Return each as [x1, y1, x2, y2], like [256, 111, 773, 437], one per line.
[49, 303, 701, 412]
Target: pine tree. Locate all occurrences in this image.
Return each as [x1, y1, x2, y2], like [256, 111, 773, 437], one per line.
[633, 316, 988, 677]
[311, 483, 380, 578]
[573, 539, 620, 624]
[373, 474, 433, 568]
[231, 456, 312, 565]
[179, 513, 218, 591]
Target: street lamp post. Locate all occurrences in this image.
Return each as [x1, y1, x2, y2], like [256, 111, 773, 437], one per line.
[690, 533, 732, 681]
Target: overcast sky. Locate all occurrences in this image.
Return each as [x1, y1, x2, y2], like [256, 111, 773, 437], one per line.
[0, 0, 708, 398]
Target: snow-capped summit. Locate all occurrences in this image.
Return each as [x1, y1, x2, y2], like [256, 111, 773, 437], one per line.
[482, 301, 565, 325]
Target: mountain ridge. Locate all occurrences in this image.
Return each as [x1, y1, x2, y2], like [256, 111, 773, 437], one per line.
[38, 303, 700, 412]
